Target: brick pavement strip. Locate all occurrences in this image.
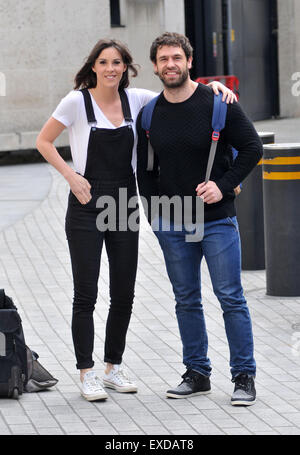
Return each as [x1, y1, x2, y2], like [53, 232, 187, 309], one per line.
[1, 163, 300, 435]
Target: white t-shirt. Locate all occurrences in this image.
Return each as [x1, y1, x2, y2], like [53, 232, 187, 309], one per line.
[52, 88, 158, 176]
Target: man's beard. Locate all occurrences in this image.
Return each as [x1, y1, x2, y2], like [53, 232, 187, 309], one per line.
[157, 67, 189, 88]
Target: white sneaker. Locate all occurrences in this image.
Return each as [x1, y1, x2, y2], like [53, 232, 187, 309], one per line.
[103, 365, 138, 393]
[81, 371, 108, 401]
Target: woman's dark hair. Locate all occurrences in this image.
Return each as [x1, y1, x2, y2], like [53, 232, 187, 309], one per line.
[150, 32, 193, 63]
[74, 39, 138, 91]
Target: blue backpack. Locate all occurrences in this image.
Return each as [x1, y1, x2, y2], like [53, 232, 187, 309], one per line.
[141, 92, 240, 189]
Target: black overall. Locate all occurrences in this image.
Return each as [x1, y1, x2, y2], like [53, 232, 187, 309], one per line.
[65, 89, 139, 370]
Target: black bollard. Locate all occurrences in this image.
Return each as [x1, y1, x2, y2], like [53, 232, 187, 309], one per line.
[263, 143, 300, 296]
[235, 132, 275, 270]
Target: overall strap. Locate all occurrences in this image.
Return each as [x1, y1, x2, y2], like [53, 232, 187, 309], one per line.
[119, 90, 133, 124]
[81, 88, 133, 126]
[80, 88, 97, 125]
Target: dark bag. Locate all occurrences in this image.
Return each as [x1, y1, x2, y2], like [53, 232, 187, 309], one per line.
[0, 289, 58, 398]
[0, 290, 27, 398]
[25, 347, 58, 392]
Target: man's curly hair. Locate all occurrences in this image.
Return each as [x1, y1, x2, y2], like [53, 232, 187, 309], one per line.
[150, 32, 193, 63]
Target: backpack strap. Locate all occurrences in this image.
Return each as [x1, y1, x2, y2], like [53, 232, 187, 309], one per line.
[205, 93, 228, 183]
[212, 92, 228, 133]
[141, 95, 160, 171]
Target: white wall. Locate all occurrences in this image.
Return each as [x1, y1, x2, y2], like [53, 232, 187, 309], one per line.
[112, 0, 185, 92]
[0, 0, 185, 151]
[1, 0, 300, 152]
[277, 0, 300, 117]
[0, 0, 111, 151]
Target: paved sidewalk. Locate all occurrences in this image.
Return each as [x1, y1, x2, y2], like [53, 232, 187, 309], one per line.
[0, 118, 300, 435]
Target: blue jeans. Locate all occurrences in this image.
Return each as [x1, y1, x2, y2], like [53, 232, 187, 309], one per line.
[154, 216, 256, 378]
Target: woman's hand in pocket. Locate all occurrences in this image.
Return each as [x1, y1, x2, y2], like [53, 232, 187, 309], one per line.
[67, 172, 92, 205]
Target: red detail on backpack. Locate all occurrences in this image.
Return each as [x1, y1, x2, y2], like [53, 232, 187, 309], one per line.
[212, 131, 220, 141]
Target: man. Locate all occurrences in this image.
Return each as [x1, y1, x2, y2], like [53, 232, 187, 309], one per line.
[136, 32, 263, 406]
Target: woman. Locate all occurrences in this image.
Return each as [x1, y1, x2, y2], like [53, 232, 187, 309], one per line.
[36, 38, 236, 402]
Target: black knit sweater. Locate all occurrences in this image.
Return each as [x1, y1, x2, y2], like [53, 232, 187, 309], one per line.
[136, 83, 263, 223]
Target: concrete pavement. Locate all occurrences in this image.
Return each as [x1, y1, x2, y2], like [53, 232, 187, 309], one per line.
[0, 117, 300, 435]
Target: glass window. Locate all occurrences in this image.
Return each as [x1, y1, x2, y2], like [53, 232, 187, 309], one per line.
[110, 0, 122, 27]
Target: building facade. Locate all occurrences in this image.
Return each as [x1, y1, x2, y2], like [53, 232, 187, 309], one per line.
[277, 0, 300, 118]
[0, 0, 184, 152]
[0, 0, 299, 152]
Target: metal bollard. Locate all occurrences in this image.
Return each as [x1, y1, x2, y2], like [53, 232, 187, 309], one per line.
[263, 143, 300, 296]
[235, 132, 275, 270]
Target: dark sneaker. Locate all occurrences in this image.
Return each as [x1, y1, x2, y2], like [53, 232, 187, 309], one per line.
[231, 373, 256, 406]
[166, 369, 211, 399]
